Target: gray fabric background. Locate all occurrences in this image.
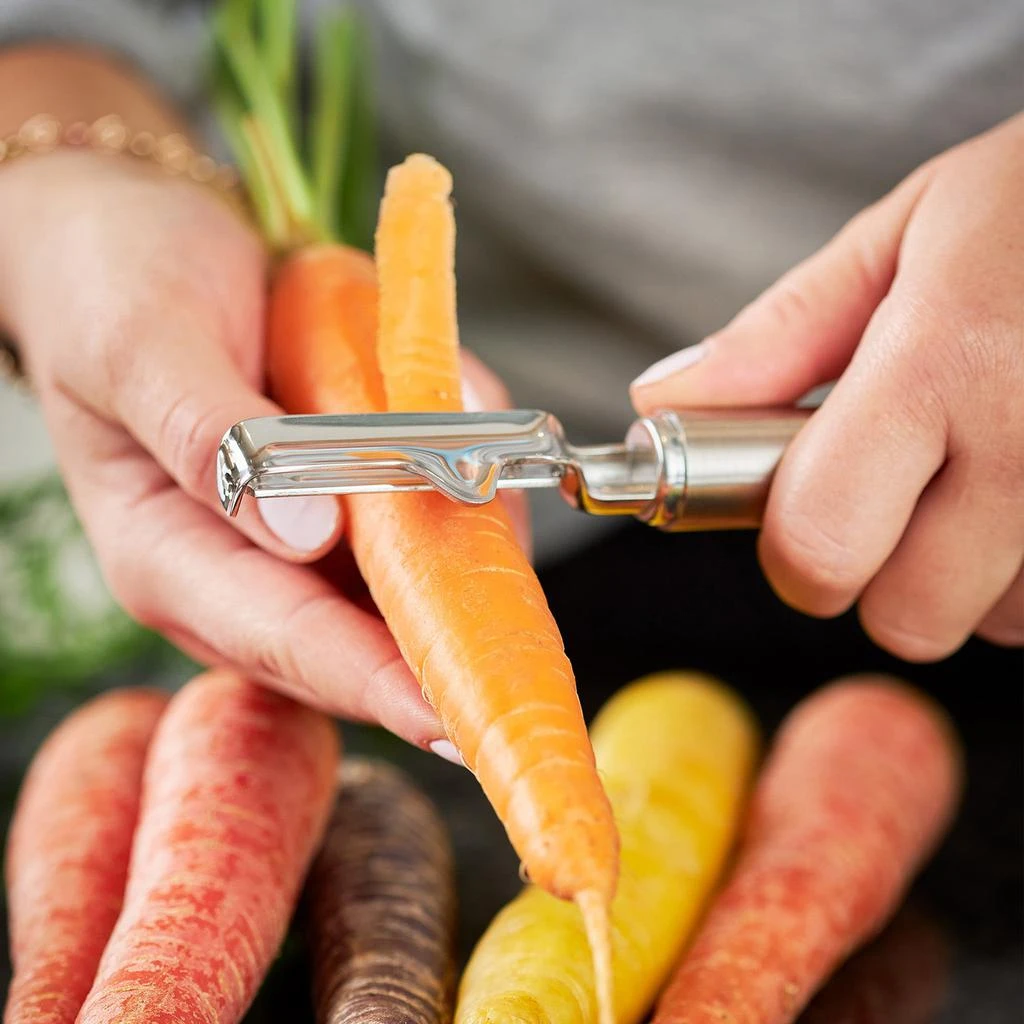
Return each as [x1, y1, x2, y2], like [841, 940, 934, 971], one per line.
[1, 0, 1021, 558]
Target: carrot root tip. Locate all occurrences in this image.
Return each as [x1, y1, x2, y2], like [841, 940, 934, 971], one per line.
[576, 888, 615, 1024]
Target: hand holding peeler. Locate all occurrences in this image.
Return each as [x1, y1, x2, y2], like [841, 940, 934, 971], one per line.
[217, 407, 811, 532]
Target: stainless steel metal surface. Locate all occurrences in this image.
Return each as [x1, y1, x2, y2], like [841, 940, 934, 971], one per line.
[636, 408, 812, 530]
[217, 410, 570, 515]
[217, 407, 811, 531]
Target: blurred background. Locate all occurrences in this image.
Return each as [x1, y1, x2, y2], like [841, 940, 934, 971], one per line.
[1, 0, 1022, 1018]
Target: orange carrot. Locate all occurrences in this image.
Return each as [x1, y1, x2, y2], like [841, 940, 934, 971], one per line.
[268, 244, 384, 417]
[76, 669, 339, 1024]
[375, 154, 462, 412]
[652, 677, 962, 1024]
[3, 689, 168, 1024]
[371, 154, 617, 905]
[216, 16, 617, 1013]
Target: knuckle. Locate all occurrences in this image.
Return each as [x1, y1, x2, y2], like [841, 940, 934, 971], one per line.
[762, 276, 815, 333]
[156, 392, 225, 499]
[763, 509, 864, 612]
[247, 591, 340, 702]
[884, 291, 1018, 394]
[859, 609, 960, 663]
[364, 652, 415, 720]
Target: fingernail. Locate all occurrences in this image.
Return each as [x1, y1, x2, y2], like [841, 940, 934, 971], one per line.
[461, 373, 486, 412]
[258, 495, 339, 552]
[429, 738, 465, 766]
[631, 339, 712, 389]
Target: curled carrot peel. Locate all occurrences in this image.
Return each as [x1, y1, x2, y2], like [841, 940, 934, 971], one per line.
[76, 669, 340, 1024]
[652, 677, 962, 1024]
[375, 154, 462, 412]
[3, 689, 168, 1024]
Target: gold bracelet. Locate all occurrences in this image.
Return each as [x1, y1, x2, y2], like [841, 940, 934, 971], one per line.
[0, 113, 239, 192]
[0, 114, 244, 390]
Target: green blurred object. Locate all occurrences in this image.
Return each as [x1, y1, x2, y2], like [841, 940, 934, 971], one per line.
[0, 475, 169, 716]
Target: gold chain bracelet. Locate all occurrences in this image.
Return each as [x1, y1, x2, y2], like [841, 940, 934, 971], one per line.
[0, 114, 245, 391]
[0, 113, 239, 191]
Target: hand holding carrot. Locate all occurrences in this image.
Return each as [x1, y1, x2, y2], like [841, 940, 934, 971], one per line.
[0, 43, 529, 754]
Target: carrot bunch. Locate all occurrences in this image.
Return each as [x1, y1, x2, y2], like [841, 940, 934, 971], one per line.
[3, 670, 339, 1024]
[214, 1, 619, 1012]
[455, 674, 962, 1024]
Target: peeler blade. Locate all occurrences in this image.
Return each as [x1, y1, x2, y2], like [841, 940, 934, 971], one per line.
[217, 410, 574, 516]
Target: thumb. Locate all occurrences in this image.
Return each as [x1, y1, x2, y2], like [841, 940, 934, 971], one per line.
[630, 164, 936, 413]
[53, 298, 343, 561]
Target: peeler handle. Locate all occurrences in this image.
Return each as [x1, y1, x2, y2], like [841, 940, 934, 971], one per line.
[628, 408, 812, 532]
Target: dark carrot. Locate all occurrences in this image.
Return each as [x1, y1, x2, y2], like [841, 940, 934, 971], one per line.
[214, 7, 619, 1005]
[76, 668, 339, 1024]
[306, 758, 456, 1024]
[652, 676, 962, 1024]
[3, 689, 168, 1024]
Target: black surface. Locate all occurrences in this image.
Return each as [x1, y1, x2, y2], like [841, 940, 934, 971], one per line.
[2, 522, 1022, 1022]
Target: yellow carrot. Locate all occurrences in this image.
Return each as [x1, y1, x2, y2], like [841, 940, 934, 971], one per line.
[455, 672, 758, 1024]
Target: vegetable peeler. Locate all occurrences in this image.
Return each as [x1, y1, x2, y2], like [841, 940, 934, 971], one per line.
[217, 408, 811, 532]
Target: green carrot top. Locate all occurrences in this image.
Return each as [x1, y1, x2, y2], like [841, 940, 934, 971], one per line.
[212, 0, 376, 253]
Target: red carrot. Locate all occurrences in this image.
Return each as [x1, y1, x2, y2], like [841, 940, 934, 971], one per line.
[76, 668, 339, 1024]
[3, 688, 168, 1024]
[652, 676, 962, 1024]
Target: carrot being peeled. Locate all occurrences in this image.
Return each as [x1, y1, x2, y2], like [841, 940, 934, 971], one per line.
[306, 759, 456, 1024]
[361, 154, 618, 1018]
[268, 243, 383, 417]
[3, 689, 168, 1024]
[215, 13, 619, 1014]
[375, 154, 462, 413]
[652, 676, 962, 1024]
[76, 669, 340, 1024]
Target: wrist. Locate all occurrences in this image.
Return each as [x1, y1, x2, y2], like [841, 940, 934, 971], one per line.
[0, 44, 189, 140]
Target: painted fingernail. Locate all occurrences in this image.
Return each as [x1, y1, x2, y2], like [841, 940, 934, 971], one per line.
[631, 338, 712, 389]
[429, 738, 465, 766]
[258, 495, 340, 552]
[461, 373, 486, 412]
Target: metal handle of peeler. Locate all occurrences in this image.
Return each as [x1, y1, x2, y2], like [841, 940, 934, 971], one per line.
[604, 408, 811, 531]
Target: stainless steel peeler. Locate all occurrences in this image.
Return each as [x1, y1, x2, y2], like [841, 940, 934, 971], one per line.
[217, 408, 811, 532]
